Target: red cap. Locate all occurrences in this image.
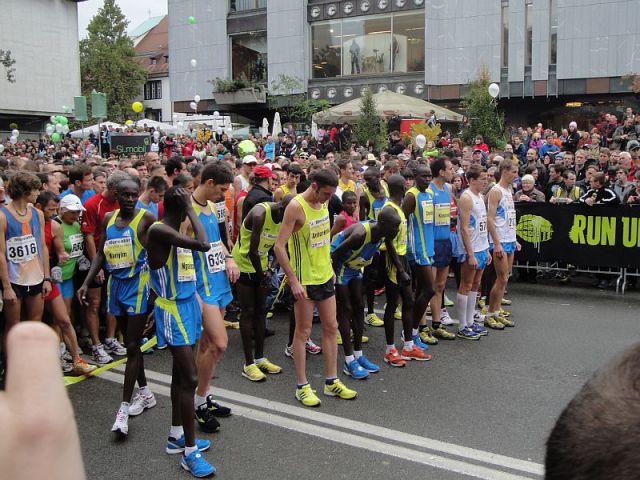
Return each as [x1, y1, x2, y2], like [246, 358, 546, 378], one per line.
[254, 165, 277, 180]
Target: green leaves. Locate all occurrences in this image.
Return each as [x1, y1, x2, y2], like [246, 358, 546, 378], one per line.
[353, 88, 387, 152]
[461, 67, 506, 149]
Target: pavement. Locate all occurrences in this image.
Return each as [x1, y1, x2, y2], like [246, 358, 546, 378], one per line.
[69, 280, 640, 479]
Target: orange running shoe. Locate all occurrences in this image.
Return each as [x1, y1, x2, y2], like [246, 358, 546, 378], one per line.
[401, 345, 432, 361]
[383, 347, 407, 367]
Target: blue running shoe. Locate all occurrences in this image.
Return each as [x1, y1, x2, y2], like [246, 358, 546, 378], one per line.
[412, 334, 429, 351]
[471, 323, 488, 337]
[357, 354, 380, 373]
[181, 450, 216, 478]
[457, 327, 480, 341]
[342, 359, 369, 379]
[166, 435, 211, 454]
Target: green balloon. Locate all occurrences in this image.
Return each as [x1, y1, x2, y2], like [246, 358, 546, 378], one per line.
[188, 16, 196, 24]
[51, 132, 61, 142]
[58, 116, 69, 125]
[238, 140, 257, 158]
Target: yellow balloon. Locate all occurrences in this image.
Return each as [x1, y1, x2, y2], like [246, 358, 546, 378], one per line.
[132, 101, 144, 113]
[125, 120, 134, 126]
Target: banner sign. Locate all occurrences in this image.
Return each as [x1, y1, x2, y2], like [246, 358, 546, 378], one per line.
[515, 203, 640, 268]
[111, 133, 151, 156]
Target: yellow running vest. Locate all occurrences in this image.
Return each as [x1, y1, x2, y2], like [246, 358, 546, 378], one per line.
[232, 203, 280, 273]
[383, 201, 407, 256]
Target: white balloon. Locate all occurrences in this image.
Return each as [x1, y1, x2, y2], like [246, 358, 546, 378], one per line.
[190, 58, 197, 68]
[50, 115, 56, 123]
[194, 95, 201, 103]
[46, 125, 54, 136]
[213, 111, 220, 118]
[55, 123, 64, 133]
[190, 101, 198, 110]
[0, 144, 4, 153]
[9, 136, 18, 145]
[11, 129, 19, 138]
[415, 134, 427, 149]
[62, 125, 70, 134]
[488, 83, 500, 98]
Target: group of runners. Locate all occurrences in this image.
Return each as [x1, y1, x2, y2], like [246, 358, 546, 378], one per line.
[0, 150, 520, 477]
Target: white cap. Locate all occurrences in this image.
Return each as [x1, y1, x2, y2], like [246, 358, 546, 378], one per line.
[243, 155, 257, 164]
[59, 194, 85, 212]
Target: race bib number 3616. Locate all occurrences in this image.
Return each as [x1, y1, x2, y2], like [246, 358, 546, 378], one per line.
[7, 235, 38, 264]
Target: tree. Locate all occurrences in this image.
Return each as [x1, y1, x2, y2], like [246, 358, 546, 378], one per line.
[268, 74, 330, 123]
[0, 49, 16, 83]
[461, 67, 506, 149]
[353, 88, 387, 151]
[79, 0, 147, 122]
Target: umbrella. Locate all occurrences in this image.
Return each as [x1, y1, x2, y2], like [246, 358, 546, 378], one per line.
[272, 112, 282, 136]
[261, 117, 270, 137]
[311, 120, 318, 139]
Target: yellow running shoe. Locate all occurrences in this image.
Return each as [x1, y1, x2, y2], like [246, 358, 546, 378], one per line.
[224, 320, 240, 329]
[501, 298, 512, 306]
[350, 331, 368, 343]
[364, 313, 384, 327]
[480, 306, 488, 316]
[324, 379, 357, 400]
[296, 384, 321, 407]
[266, 311, 274, 319]
[242, 363, 266, 382]
[394, 306, 402, 320]
[484, 316, 505, 330]
[432, 325, 456, 340]
[496, 315, 515, 327]
[337, 331, 343, 345]
[500, 308, 511, 318]
[478, 296, 486, 308]
[256, 358, 282, 374]
[419, 327, 438, 345]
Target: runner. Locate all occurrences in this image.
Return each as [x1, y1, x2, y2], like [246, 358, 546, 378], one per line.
[56, 195, 85, 317]
[330, 190, 358, 237]
[188, 163, 237, 433]
[274, 164, 302, 202]
[330, 208, 401, 378]
[136, 175, 168, 219]
[380, 174, 431, 366]
[232, 197, 292, 381]
[274, 169, 357, 407]
[0, 173, 51, 336]
[456, 165, 491, 340]
[402, 164, 438, 346]
[146, 187, 216, 478]
[336, 159, 356, 200]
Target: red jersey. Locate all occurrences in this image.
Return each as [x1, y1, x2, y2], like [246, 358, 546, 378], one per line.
[81, 193, 119, 247]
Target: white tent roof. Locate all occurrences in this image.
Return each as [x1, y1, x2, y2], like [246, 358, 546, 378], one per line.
[312, 91, 464, 124]
[70, 121, 124, 138]
[135, 119, 177, 133]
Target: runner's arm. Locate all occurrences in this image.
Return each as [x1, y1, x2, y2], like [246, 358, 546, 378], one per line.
[50, 221, 69, 264]
[330, 215, 346, 238]
[401, 191, 416, 219]
[80, 213, 110, 288]
[247, 208, 266, 278]
[37, 210, 51, 296]
[486, 188, 502, 251]
[458, 194, 475, 261]
[0, 212, 14, 295]
[274, 201, 305, 300]
[359, 194, 370, 221]
[330, 225, 363, 265]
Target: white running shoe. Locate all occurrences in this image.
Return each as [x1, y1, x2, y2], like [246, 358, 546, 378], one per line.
[105, 339, 127, 356]
[92, 344, 113, 365]
[440, 308, 454, 326]
[112, 405, 129, 435]
[128, 392, 157, 416]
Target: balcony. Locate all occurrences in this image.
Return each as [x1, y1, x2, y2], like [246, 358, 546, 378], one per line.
[229, 0, 266, 13]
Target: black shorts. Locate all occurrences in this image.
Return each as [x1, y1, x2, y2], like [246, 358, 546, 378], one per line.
[76, 269, 110, 290]
[237, 272, 263, 286]
[11, 282, 43, 299]
[363, 253, 385, 289]
[298, 279, 335, 302]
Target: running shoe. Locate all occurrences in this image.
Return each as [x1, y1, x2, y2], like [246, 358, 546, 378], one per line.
[473, 311, 485, 323]
[111, 405, 129, 436]
[419, 327, 438, 345]
[181, 450, 216, 478]
[336, 331, 343, 345]
[401, 345, 432, 361]
[295, 384, 321, 407]
[256, 358, 282, 374]
[224, 320, 240, 329]
[501, 298, 512, 306]
[432, 325, 456, 340]
[444, 294, 454, 307]
[166, 435, 211, 454]
[104, 339, 127, 356]
[305, 339, 322, 355]
[400, 331, 429, 351]
[343, 359, 369, 379]
[78, 335, 92, 349]
[242, 363, 266, 382]
[195, 404, 220, 433]
[457, 327, 480, 340]
[471, 323, 488, 337]
[60, 356, 73, 373]
[426, 304, 432, 316]
[324, 379, 357, 399]
[478, 296, 486, 308]
[480, 306, 488, 316]
[203, 396, 231, 417]
[266, 310, 274, 319]
[500, 308, 511, 318]
[374, 287, 385, 296]
[496, 315, 515, 327]
[394, 306, 402, 320]
[72, 358, 97, 375]
[484, 316, 505, 330]
[61, 350, 73, 362]
[383, 347, 406, 367]
[365, 313, 384, 327]
[354, 332, 369, 344]
[284, 344, 294, 358]
[140, 337, 154, 354]
[357, 355, 380, 373]
[129, 392, 157, 416]
[92, 344, 113, 365]
[439, 308, 454, 326]
[157, 344, 168, 350]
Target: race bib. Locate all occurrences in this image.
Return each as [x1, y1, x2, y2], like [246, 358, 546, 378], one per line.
[348, 256, 372, 269]
[478, 217, 488, 234]
[103, 237, 134, 270]
[68, 233, 84, 258]
[309, 216, 330, 249]
[206, 241, 225, 274]
[434, 203, 450, 226]
[6, 235, 38, 264]
[373, 207, 383, 220]
[215, 202, 226, 224]
[177, 247, 196, 282]
[258, 232, 277, 256]
[399, 220, 408, 246]
[507, 210, 517, 229]
[421, 200, 434, 224]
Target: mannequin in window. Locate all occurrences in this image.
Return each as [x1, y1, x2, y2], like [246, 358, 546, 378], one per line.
[350, 39, 361, 75]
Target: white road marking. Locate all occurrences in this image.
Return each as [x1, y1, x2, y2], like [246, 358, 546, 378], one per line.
[108, 367, 543, 478]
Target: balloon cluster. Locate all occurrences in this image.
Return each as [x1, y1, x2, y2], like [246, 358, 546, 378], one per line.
[46, 115, 69, 142]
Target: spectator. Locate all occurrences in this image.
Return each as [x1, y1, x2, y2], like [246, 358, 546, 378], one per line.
[550, 170, 582, 204]
[514, 174, 545, 202]
[512, 136, 527, 164]
[579, 172, 619, 206]
[623, 170, 640, 204]
[563, 121, 581, 153]
[473, 135, 489, 153]
[611, 117, 638, 151]
[611, 167, 634, 202]
[545, 164, 565, 200]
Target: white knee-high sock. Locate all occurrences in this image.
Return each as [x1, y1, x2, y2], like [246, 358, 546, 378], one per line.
[456, 293, 468, 330]
[466, 291, 478, 327]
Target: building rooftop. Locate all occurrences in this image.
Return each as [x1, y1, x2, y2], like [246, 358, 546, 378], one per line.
[133, 15, 169, 76]
[129, 15, 165, 44]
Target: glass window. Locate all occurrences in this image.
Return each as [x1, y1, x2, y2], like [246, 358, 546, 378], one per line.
[342, 16, 392, 76]
[392, 13, 425, 72]
[525, 0, 533, 66]
[231, 32, 267, 83]
[229, 0, 266, 12]
[312, 21, 342, 78]
[549, 0, 558, 65]
[501, 1, 509, 68]
[144, 80, 162, 100]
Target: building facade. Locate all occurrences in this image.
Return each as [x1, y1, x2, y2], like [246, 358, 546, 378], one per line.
[168, 0, 640, 128]
[0, 0, 85, 132]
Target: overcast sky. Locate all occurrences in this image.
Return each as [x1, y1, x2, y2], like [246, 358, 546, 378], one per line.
[77, 0, 168, 39]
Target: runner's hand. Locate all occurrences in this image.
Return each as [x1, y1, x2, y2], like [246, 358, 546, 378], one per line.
[493, 244, 504, 260]
[516, 241, 522, 252]
[225, 257, 239, 283]
[3, 287, 17, 304]
[290, 279, 306, 301]
[58, 252, 70, 264]
[42, 280, 52, 298]
[468, 255, 478, 270]
[95, 269, 104, 284]
[487, 252, 493, 266]
[261, 271, 272, 290]
[398, 270, 411, 286]
[77, 285, 89, 307]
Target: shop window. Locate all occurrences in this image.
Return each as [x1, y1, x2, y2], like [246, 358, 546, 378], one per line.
[231, 32, 267, 83]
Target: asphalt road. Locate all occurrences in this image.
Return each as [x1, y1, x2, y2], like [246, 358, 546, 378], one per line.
[69, 280, 640, 479]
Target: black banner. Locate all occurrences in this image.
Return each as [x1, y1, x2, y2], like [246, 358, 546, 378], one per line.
[515, 203, 640, 268]
[111, 133, 150, 155]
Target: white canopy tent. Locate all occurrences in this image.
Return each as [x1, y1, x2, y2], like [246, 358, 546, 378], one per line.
[135, 119, 178, 133]
[70, 121, 124, 138]
[312, 91, 464, 124]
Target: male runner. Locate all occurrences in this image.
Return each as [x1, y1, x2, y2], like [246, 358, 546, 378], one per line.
[402, 164, 437, 345]
[187, 163, 238, 433]
[136, 175, 168, 219]
[78, 178, 156, 436]
[486, 158, 519, 329]
[331, 209, 401, 378]
[232, 197, 291, 381]
[274, 164, 302, 202]
[456, 165, 491, 340]
[274, 169, 357, 407]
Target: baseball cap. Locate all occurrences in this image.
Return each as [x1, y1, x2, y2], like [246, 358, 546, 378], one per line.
[627, 140, 640, 151]
[299, 151, 309, 159]
[254, 165, 277, 180]
[473, 148, 484, 154]
[243, 155, 258, 164]
[59, 194, 86, 212]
